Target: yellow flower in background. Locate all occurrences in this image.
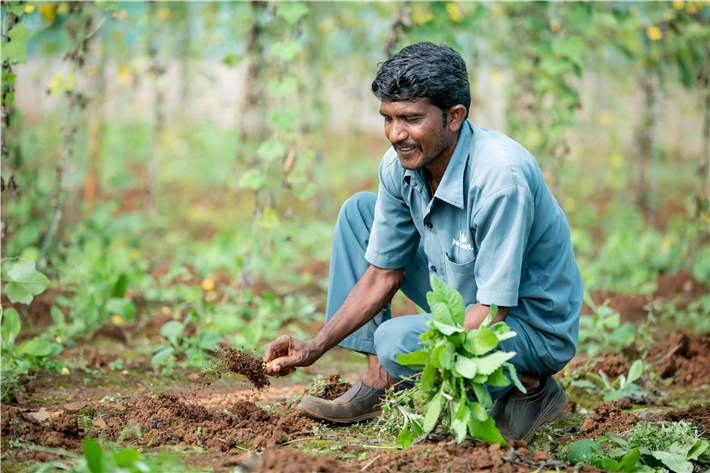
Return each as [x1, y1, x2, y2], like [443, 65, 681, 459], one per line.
[111, 314, 123, 326]
[62, 367, 70, 375]
[647, 26, 663, 41]
[550, 18, 561, 31]
[673, 0, 685, 8]
[687, 2, 698, 13]
[491, 68, 504, 86]
[56, 336, 62, 343]
[563, 371, 569, 376]
[412, 4, 433, 25]
[597, 112, 613, 127]
[201, 279, 215, 291]
[158, 8, 172, 21]
[39, 3, 56, 22]
[446, 3, 463, 22]
[161, 306, 171, 315]
[24, 5, 35, 13]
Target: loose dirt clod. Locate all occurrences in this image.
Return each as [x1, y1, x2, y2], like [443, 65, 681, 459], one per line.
[662, 404, 710, 432]
[576, 400, 638, 439]
[1, 405, 83, 451]
[319, 374, 352, 400]
[650, 334, 710, 388]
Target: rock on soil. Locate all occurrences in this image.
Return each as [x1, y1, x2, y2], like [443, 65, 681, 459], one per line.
[91, 391, 314, 453]
[650, 334, 710, 388]
[1, 405, 83, 451]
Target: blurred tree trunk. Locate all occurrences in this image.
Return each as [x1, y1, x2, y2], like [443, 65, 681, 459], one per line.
[145, 2, 164, 215]
[1, 7, 20, 247]
[83, 36, 108, 213]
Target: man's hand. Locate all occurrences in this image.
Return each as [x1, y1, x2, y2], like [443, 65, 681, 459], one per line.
[263, 335, 322, 377]
[463, 303, 510, 331]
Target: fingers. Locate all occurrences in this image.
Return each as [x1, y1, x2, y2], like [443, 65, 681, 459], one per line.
[269, 355, 300, 375]
[263, 335, 292, 362]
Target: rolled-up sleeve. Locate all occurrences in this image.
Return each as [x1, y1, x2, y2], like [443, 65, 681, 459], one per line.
[472, 186, 534, 307]
[365, 158, 420, 269]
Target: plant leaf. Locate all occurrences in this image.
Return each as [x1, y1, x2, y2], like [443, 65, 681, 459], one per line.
[151, 346, 175, 367]
[430, 275, 466, 325]
[651, 451, 693, 473]
[1, 308, 21, 346]
[397, 350, 429, 368]
[438, 342, 455, 370]
[502, 362, 526, 394]
[429, 299, 454, 327]
[83, 437, 105, 473]
[472, 383, 492, 409]
[2, 23, 33, 65]
[421, 363, 437, 392]
[396, 424, 413, 449]
[160, 321, 185, 347]
[468, 414, 506, 446]
[475, 351, 516, 375]
[237, 169, 267, 190]
[454, 355, 477, 378]
[5, 260, 50, 304]
[487, 366, 511, 387]
[432, 319, 463, 335]
[626, 359, 643, 385]
[567, 439, 603, 463]
[463, 325, 499, 356]
[19, 337, 53, 357]
[423, 391, 444, 432]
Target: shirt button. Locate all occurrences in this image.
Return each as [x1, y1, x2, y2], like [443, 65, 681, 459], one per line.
[430, 265, 437, 272]
[426, 222, 433, 229]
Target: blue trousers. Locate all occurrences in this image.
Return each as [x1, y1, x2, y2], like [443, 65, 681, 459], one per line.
[325, 192, 568, 400]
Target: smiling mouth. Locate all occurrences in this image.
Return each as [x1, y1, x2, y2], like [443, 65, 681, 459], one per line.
[396, 143, 421, 154]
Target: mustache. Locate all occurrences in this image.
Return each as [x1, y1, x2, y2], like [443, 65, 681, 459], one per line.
[392, 141, 422, 151]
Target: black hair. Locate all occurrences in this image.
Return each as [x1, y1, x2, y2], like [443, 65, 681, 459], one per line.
[371, 42, 471, 126]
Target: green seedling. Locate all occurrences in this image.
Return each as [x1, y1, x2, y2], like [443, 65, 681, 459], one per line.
[579, 359, 645, 401]
[578, 293, 635, 357]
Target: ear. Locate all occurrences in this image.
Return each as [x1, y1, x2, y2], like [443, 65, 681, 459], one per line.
[447, 105, 467, 132]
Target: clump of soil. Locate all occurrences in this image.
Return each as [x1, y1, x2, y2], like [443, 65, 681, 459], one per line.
[661, 404, 710, 432]
[566, 353, 628, 380]
[576, 400, 639, 439]
[1, 405, 83, 451]
[198, 347, 270, 390]
[650, 334, 710, 387]
[319, 374, 352, 401]
[93, 391, 313, 453]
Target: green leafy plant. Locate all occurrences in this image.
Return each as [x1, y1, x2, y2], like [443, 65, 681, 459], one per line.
[567, 424, 709, 473]
[151, 316, 220, 373]
[577, 359, 646, 401]
[579, 293, 636, 357]
[394, 275, 523, 448]
[1, 308, 64, 402]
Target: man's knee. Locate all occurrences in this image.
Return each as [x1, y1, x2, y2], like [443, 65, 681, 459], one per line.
[373, 317, 417, 379]
[338, 191, 377, 227]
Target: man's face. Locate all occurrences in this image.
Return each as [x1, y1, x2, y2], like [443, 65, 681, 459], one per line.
[379, 99, 455, 171]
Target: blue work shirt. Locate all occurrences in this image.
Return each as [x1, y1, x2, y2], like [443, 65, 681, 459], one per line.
[364, 120, 583, 369]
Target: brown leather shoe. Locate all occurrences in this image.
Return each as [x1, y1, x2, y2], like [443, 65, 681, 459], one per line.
[296, 380, 386, 424]
[489, 376, 568, 444]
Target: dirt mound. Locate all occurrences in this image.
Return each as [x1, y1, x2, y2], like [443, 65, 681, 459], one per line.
[93, 391, 313, 453]
[661, 404, 710, 432]
[650, 334, 710, 387]
[568, 353, 628, 379]
[1, 405, 83, 451]
[576, 400, 638, 439]
[319, 374, 352, 400]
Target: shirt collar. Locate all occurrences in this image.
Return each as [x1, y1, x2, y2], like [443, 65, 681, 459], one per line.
[404, 120, 473, 209]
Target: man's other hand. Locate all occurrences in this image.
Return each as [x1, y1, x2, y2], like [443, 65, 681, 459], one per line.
[463, 303, 510, 331]
[263, 335, 321, 377]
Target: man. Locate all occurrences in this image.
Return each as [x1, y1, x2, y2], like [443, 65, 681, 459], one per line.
[263, 42, 583, 443]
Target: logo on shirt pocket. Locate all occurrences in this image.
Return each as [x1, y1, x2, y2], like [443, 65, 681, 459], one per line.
[453, 230, 474, 251]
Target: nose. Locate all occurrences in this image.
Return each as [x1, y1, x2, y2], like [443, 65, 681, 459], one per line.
[386, 119, 408, 144]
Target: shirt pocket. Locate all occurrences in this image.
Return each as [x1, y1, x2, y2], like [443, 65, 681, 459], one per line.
[443, 252, 478, 305]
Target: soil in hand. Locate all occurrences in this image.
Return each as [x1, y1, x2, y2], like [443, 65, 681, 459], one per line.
[318, 374, 352, 401]
[196, 347, 270, 390]
[93, 391, 314, 453]
[1, 405, 83, 451]
[650, 334, 710, 388]
[576, 400, 638, 439]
